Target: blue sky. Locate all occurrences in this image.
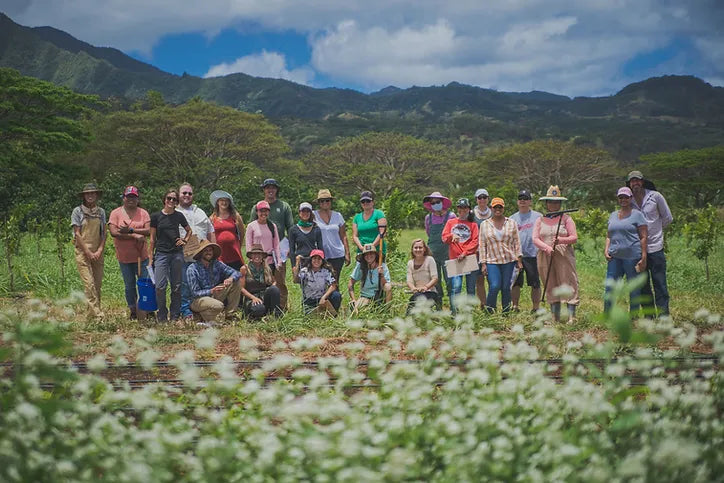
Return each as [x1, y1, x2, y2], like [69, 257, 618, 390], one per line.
[8, 1, 724, 96]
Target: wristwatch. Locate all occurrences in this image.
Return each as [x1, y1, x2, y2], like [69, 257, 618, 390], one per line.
[129, 227, 134, 233]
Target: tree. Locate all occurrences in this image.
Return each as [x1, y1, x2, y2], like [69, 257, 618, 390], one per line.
[640, 146, 724, 208]
[302, 132, 460, 198]
[683, 205, 721, 280]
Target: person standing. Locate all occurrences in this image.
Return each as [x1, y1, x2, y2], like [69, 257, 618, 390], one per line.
[249, 179, 294, 310]
[288, 202, 323, 264]
[473, 188, 492, 308]
[149, 190, 192, 322]
[71, 183, 107, 319]
[186, 240, 242, 325]
[246, 201, 283, 272]
[479, 198, 523, 313]
[627, 170, 673, 316]
[510, 189, 542, 312]
[604, 187, 648, 314]
[352, 191, 387, 254]
[209, 190, 245, 270]
[313, 189, 351, 282]
[108, 186, 151, 319]
[532, 186, 579, 323]
[177, 183, 215, 319]
[442, 198, 479, 314]
[423, 191, 455, 309]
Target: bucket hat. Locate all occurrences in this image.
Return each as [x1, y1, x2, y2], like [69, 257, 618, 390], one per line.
[422, 191, 452, 212]
[539, 185, 568, 201]
[78, 183, 103, 197]
[246, 244, 270, 257]
[192, 240, 222, 260]
[210, 190, 233, 208]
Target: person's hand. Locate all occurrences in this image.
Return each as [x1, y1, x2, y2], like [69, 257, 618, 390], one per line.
[377, 266, 384, 275]
[635, 258, 646, 273]
[457, 254, 466, 261]
[481, 264, 488, 276]
[604, 251, 612, 261]
[175, 238, 186, 247]
[240, 266, 247, 276]
[319, 296, 327, 305]
[516, 259, 523, 270]
[344, 253, 351, 266]
[451, 235, 460, 243]
[544, 246, 554, 255]
[91, 249, 103, 261]
[133, 233, 145, 242]
[223, 277, 233, 287]
[211, 285, 225, 295]
[296, 255, 302, 265]
[251, 296, 263, 306]
[148, 256, 153, 267]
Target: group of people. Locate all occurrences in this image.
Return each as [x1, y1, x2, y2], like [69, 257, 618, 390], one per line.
[70, 170, 672, 323]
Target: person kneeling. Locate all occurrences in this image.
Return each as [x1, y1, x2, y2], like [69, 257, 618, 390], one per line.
[187, 240, 242, 325]
[293, 250, 342, 316]
[241, 244, 282, 319]
[348, 244, 392, 312]
[406, 239, 439, 314]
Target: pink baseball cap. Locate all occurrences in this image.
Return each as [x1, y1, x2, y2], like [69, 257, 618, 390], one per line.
[255, 200, 271, 211]
[123, 186, 139, 197]
[309, 249, 325, 259]
[617, 187, 633, 197]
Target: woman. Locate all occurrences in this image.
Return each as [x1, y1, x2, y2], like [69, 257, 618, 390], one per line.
[288, 202, 323, 265]
[108, 186, 151, 319]
[209, 190, 245, 270]
[149, 189, 192, 322]
[406, 239, 439, 314]
[245, 200, 282, 272]
[441, 198, 479, 314]
[293, 249, 342, 316]
[314, 189, 351, 282]
[352, 191, 387, 255]
[348, 244, 392, 311]
[479, 197, 523, 313]
[532, 186, 579, 322]
[604, 187, 648, 313]
[240, 244, 282, 319]
[423, 191, 455, 309]
[473, 188, 492, 308]
[71, 183, 107, 319]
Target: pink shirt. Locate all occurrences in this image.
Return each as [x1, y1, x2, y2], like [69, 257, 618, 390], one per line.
[108, 206, 150, 263]
[245, 220, 281, 266]
[532, 215, 578, 250]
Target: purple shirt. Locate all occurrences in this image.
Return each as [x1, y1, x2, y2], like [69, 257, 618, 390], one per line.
[631, 189, 672, 253]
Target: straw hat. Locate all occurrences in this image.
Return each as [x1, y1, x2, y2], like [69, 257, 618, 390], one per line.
[356, 243, 379, 262]
[539, 185, 567, 201]
[316, 189, 334, 201]
[191, 239, 222, 260]
[422, 191, 452, 212]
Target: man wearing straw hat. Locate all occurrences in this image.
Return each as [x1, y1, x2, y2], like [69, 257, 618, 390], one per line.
[186, 239, 242, 325]
[108, 186, 151, 319]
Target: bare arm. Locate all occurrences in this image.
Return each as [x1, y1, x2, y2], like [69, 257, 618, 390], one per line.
[148, 227, 156, 265]
[636, 224, 648, 272]
[339, 223, 351, 265]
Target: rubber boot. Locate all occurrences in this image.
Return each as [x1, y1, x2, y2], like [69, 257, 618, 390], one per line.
[551, 302, 561, 322]
[567, 304, 577, 323]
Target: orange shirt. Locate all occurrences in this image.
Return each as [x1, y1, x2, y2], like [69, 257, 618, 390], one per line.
[441, 218, 479, 260]
[108, 206, 150, 263]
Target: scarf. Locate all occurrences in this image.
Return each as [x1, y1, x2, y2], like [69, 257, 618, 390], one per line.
[474, 206, 491, 221]
[80, 204, 102, 219]
[297, 220, 314, 227]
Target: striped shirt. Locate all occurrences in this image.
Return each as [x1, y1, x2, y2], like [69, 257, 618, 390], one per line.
[479, 217, 523, 264]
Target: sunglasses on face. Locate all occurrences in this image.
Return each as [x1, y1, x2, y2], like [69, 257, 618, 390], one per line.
[477, 195, 488, 200]
[181, 191, 193, 196]
[166, 196, 178, 202]
[618, 195, 631, 199]
[361, 200, 373, 204]
[518, 196, 531, 201]
[493, 205, 504, 209]
[319, 198, 332, 203]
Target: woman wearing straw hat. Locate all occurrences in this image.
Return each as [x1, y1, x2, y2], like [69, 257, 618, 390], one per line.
[314, 189, 350, 283]
[532, 185, 579, 322]
[423, 191, 455, 309]
[348, 244, 392, 311]
[209, 190, 245, 270]
[240, 244, 282, 319]
[71, 183, 107, 319]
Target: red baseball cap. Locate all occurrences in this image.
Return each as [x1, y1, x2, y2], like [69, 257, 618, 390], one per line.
[310, 249, 325, 259]
[123, 186, 139, 197]
[255, 200, 271, 211]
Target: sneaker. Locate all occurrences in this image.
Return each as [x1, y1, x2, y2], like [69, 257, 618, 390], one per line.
[196, 321, 214, 328]
[129, 307, 138, 320]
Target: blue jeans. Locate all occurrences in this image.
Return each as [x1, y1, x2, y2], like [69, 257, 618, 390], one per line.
[449, 270, 477, 314]
[303, 290, 342, 314]
[641, 249, 669, 316]
[180, 261, 194, 317]
[154, 251, 184, 321]
[485, 262, 516, 313]
[604, 258, 641, 313]
[119, 260, 149, 308]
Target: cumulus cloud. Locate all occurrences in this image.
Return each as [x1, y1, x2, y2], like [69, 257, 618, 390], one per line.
[204, 50, 314, 84]
[9, 0, 724, 95]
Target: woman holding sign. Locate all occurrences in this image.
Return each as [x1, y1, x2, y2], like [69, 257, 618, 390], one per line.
[478, 197, 523, 313]
[442, 198, 479, 314]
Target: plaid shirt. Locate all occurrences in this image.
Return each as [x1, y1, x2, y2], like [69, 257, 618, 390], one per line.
[187, 260, 241, 298]
[478, 217, 523, 264]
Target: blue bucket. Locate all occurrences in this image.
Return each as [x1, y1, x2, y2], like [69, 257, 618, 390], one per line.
[137, 278, 157, 312]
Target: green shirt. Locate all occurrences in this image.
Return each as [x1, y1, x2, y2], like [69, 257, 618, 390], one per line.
[353, 209, 386, 254]
[250, 199, 294, 240]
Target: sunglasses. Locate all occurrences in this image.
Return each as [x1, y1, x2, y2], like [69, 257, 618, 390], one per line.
[618, 195, 631, 199]
[166, 196, 178, 202]
[181, 191, 193, 196]
[477, 195, 489, 200]
[361, 199, 373, 204]
[318, 198, 332, 203]
[518, 196, 531, 201]
[492, 205, 504, 209]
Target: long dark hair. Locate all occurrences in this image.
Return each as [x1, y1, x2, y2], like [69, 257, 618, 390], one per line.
[301, 256, 337, 281]
[358, 252, 382, 289]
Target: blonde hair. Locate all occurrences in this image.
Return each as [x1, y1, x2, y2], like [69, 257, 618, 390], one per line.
[409, 238, 432, 258]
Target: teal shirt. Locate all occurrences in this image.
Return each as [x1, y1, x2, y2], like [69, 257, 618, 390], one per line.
[353, 209, 386, 253]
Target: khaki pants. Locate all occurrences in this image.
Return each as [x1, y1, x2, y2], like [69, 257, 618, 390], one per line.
[190, 280, 242, 322]
[274, 260, 288, 309]
[75, 248, 104, 318]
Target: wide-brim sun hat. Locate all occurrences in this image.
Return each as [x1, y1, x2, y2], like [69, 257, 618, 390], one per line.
[78, 183, 103, 197]
[246, 244, 270, 257]
[539, 185, 568, 201]
[192, 239, 222, 260]
[210, 190, 233, 208]
[316, 189, 334, 201]
[422, 191, 452, 212]
[356, 243, 379, 262]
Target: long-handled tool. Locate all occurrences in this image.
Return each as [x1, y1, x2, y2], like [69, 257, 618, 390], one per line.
[136, 255, 147, 320]
[541, 208, 579, 303]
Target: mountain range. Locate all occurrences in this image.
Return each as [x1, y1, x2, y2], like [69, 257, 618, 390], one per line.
[2, 11, 724, 159]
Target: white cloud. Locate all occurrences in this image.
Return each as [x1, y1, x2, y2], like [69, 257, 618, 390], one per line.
[9, 0, 724, 96]
[204, 50, 314, 85]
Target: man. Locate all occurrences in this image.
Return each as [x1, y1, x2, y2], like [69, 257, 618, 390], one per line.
[177, 182, 216, 318]
[187, 240, 242, 325]
[249, 179, 294, 309]
[509, 189, 542, 312]
[108, 186, 151, 319]
[627, 170, 673, 316]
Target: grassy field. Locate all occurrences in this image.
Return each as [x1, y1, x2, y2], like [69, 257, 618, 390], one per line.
[1, 230, 722, 358]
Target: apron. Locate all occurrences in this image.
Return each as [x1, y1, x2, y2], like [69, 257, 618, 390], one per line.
[536, 216, 579, 305]
[428, 212, 451, 263]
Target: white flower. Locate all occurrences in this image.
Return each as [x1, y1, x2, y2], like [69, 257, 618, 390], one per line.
[86, 354, 107, 372]
[552, 284, 574, 299]
[196, 327, 218, 350]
